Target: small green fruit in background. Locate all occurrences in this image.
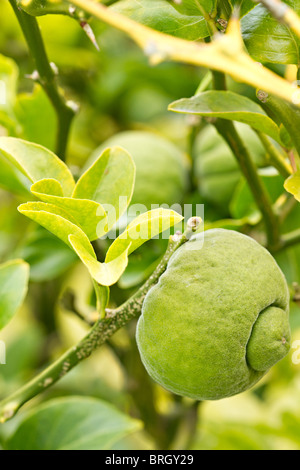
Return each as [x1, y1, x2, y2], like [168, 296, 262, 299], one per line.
[136, 229, 291, 401]
[194, 123, 266, 212]
[87, 131, 190, 210]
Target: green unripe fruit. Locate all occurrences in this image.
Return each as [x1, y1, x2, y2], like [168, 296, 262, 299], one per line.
[88, 131, 190, 211]
[136, 229, 290, 401]
[194, 123, 266, 211]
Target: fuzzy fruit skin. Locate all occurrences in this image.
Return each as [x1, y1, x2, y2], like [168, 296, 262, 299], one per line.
[136, 229, 291, 401]
[88, 131, 190, 210]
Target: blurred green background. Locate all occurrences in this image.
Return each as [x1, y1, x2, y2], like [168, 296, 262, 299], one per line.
[0, 1, 300, 450]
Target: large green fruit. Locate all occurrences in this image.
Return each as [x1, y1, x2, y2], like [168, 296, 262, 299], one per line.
[87, 131, 190, 210]
[136, 229, 291, 401]
[194, 123, 266, 212]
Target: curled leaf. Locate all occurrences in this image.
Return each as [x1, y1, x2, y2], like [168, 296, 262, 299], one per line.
[69, 235, 131, 287]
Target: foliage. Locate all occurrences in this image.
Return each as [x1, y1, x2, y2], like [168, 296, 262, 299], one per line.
[0, 0, 300, 451]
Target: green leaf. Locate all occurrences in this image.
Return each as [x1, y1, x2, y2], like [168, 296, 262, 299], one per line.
[18, 202, 95, 255]
[31, 179, 107, 241]
[75, 147, 135, 232]
[284, 172, 300, 201]
[242, 2, 300, 64]
[111, 0, 211, 40]
[6, 396, 142, 450]
[0, 137, 75, 196]
[15, 85, 56, 151]
[230, 0, 255, 17]
[169, 90, 282, 144]
[106, 208, 183, 262]
[69, 234, 131, 287]
[0, 260, 29, 330]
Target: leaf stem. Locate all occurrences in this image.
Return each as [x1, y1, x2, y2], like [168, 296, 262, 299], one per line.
[214, 119, 281, 250]
[8, 0, 76, 161]
[212, 72, 281, 251]
[0, 232, 188, 423]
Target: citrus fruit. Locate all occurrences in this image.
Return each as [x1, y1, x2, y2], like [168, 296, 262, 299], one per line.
[136, 229, 290, 400]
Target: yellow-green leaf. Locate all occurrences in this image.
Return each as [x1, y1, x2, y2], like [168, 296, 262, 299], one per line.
[69, 235, 131, 287]
[31, 179, 107, 240]
[106, 208, 183, 262]
[0, 137, 75, 196]
[75, 147, 136, 231]
[18, 202, 94, 255]
[284, 173, 300, 202]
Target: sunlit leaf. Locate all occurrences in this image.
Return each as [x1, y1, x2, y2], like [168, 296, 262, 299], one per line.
[6, 396, 142, 450]
[0, 260, 29, 330]
[284, 172, 300, 201]
[0, 138, 75, 196]
[18, 202, 94, 255]
[69, 234, 131, 287]
[106, 208, 183, 262]
[31, 179, 107, 241]
[75, 147, 135, 232]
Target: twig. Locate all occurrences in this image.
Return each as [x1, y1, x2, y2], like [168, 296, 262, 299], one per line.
[0, 231, 190, 423]
[280, 228, 300, 250]
[8, 0, 76, 161]
[66, 0, 300, 105]
[255, 131, 293, 179]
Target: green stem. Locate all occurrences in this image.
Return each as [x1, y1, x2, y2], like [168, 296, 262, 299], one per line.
[8, 0, 76, 161]
[212, 72, 280, 251]
[214, 120, 281, 250]
[0, 233, 188, 423]
[257, 91, 300, 161]
[255, 131, 292, 179]
[280, 228, 300, 250]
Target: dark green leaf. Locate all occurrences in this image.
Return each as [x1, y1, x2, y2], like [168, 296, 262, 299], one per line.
[6, 397, 142, 450]
[169, 90, 282, 143]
